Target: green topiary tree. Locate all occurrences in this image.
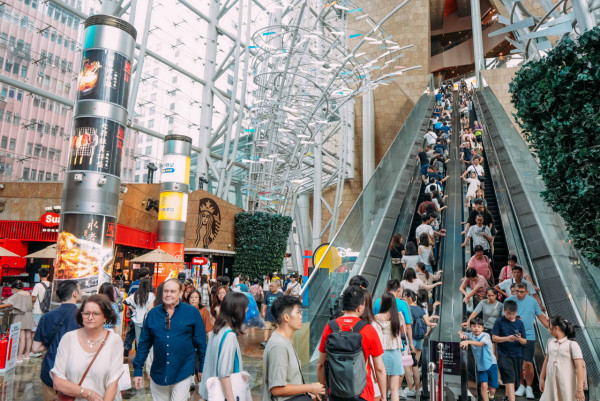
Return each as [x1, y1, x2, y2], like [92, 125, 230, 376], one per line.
[233, 212, 293, 278]
[509, 27, 600, 265]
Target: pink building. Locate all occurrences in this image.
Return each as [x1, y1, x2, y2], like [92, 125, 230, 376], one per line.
[0, 0, 137, 183]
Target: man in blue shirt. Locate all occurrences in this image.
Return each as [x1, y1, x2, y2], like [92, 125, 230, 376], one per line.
[31, 281, 81, 401]
[124, 267, 150, 357]
[133, 278, 207, 398]
[491, 300, 527, 401]
[506, 283, 549, 399]
[261, 281, 283, 347]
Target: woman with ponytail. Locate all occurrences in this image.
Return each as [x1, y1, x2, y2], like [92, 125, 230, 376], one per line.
[374, 292, 406, 401]
[539, 315, 586, 401]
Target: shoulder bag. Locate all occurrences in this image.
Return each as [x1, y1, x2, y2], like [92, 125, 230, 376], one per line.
[401, 321, 414, 367]
[568, 340, 588, 391]
[391, 246, 402, 265]
[482, 302, 501, 328]
[55, 330, 110, 401]
[206, 330, 252, 401]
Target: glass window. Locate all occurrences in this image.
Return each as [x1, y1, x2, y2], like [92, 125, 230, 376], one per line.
[53, 173, 58, 181]
[0, 162, 4, 175]
[51, 31, 56, 42]
[0, 110, 3, 120]
[56, 150, 61, 160]
[4, 60, 12, 72]
[45, 172, 51, 181]
[52, 125, 58, 135]
[20, 65, 27, 77]
[8, 138, 15, 151]
[143, 174, 148, 182]
[41, 147, 47, 157]
[34, 145, 41, 156]
[8, 88, 14, 98]
[49, 148, 55, 160]
[0, 136, 7, 148]
[33, 97, 40, 107]
[145, 146, 152, 155]
[135, 175, 139, 182]
[13, 113, 20, 125]
[37, 120, 43, 133]
[12, 63, 19, 74]
[0, 57, 3, 70]
[64, 83, 71, 95]
[48, 101, 53, 111]
[31, 169, 37, 180]
[38, 171, 44, 180]
[44, 123, 50, 134]
[16, 91, 22, 101]
[44, 75, 50, 86]
[6, 163, 12, 176]
[40, 98, 46, 109]
[26, 142, 32, 154]
[5, 111, 11, 122]
[136, 160, 141, 170]
[22, 167, 29, 180]
[148, 120, 154, 129]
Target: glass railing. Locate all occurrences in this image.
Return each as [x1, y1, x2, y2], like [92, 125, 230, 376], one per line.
[478, 87, 600, 394]
[484, 54, 525, 70]
[298, 88, 433, 364]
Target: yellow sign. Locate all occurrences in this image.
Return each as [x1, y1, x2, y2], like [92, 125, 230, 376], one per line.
[158, 192, 188, 221]
[314, 243, 342, 273]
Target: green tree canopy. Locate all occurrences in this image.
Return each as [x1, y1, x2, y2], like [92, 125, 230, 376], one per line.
[509, 27, 600, 265]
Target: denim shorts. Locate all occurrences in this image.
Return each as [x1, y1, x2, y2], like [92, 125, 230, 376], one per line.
[477, 364, 499, 388]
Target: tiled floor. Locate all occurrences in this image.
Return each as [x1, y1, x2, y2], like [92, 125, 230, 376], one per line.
[0, 328, 266, 401]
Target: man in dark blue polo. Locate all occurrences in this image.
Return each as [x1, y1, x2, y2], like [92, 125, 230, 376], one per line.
[31, 281, 81, 401]
[133, 278, 207, 400]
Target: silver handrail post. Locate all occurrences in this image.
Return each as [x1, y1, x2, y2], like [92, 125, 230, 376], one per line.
[438, 343, 445, 401]
[428, 362, 437, 401]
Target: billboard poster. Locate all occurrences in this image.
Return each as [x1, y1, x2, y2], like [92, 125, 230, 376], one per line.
[68, 117, 125, 175]
[158, 192, 188, 222]
[78, 49, 132, 108]
[53, 214, 116, 296]
[430, 341, 461, 376]
[161, 154, 191, 185]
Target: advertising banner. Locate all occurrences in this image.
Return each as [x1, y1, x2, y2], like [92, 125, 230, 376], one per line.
[0, 322, 20, 372]
[53, 214, 116, 296]
[154, 242, 185, 287]
[430, 341, 461, 376]
[68, 117, 125, 175]
[161, 154, 191, 185]
[158, 192, 188, 222]
[78, 49, 132, 108]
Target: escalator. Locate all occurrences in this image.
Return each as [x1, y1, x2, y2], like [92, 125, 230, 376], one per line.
[481, 152, 508, 274]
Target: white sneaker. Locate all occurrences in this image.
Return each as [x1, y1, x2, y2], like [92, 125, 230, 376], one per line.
[405, 389, 417, 397]
[525, 386, 535, 399]
[515, 385, 526, 397]
[398, 388, 407, 399]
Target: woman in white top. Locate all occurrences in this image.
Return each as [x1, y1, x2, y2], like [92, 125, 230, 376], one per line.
[401, 268, 442, 296]
[463, 171, 480, 207]
[417, 233, 434, 273]
[52, 294, 124, 401]
[124, 277, 155, 345]
[401, 242, 420, 271]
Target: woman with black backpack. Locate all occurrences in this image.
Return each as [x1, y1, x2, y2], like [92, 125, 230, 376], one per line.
[403, 289, 438, 397]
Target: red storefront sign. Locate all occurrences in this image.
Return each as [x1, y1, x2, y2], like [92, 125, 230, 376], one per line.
[40, 212, 60, 227]
[192, 257, 208, 265]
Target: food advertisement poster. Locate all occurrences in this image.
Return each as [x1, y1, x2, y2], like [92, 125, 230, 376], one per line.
[78, 49, 132, 108]
[158, 192, 188, 222]
[69, 117, 125, 175]
[161, 154, 191, 185]
[53, 214, 116, 296]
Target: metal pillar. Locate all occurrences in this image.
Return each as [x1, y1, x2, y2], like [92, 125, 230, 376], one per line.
[362, 89, 375, 189]
[197, 0, 220, 186]
[470, 0, 485, 88]
[155, 135, 191, 286]
[312, 130, 323, 249]
[572, 0, 596, 32]
[297, 193, 312, 252]
[53, 15, 137, 297]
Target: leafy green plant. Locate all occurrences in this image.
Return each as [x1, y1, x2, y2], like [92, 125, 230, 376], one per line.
[233, 212, 293, 278]
[509, 27, 600, 265]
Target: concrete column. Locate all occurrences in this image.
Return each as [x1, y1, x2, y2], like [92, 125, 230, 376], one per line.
[470, 0, 484, 88]
[362, 89, 375, 188]
[297, 193, 312, 251]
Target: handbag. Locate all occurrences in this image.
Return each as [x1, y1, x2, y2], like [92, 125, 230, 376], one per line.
[55, 331, 110, 401]
[206, 330, 252, 401]
[569, 340, 588, 391]
[401, 321, 414, 367]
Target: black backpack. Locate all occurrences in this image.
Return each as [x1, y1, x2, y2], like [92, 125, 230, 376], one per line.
[325, 319, 368, 399]
[39, 282, 52, 313]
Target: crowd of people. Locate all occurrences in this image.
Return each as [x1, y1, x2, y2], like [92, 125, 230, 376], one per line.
[0, 81, 587, 401]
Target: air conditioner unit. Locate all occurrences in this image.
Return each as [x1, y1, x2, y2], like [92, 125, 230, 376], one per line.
[0, 95, 6, 102]
[0, 165, 5, 171]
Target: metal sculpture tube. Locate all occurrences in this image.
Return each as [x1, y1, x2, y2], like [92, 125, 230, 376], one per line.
[54, 15, 136, 297]
[155, 135, 192, 285]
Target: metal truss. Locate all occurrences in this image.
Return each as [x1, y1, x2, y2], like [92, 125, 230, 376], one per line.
[489, 0, 599, 62]
[244, 0, 418, 255]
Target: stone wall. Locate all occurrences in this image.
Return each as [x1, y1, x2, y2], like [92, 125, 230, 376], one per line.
[481, 67, 521, 134]
[320, 0, 432, 241]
